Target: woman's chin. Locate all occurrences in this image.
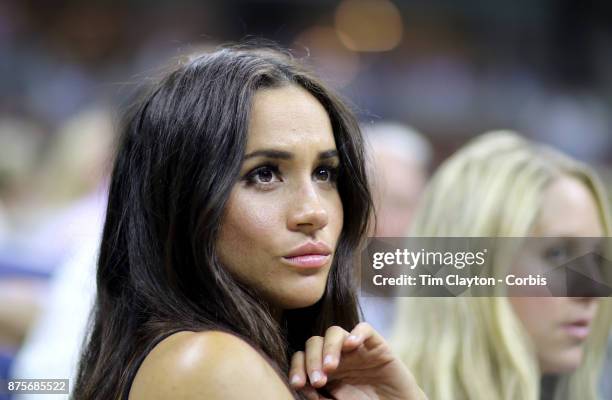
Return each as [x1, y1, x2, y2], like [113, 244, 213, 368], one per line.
[269, 287, 327, 310]
[540, 348, 583, 374]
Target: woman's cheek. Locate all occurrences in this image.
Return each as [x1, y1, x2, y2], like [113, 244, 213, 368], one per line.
[325, 191, 344, 238]
[228, 191, 285, 244]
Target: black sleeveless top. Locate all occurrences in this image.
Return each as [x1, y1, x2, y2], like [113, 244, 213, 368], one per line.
[122, 329, 184, 400]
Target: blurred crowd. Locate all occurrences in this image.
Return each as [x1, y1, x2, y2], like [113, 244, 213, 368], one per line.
[1, 1, 612, 399]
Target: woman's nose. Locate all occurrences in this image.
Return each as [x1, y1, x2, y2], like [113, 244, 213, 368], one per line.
[287, 183, 329, 234]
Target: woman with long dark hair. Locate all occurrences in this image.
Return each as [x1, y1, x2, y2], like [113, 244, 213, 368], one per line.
[73, 46, 425, 400]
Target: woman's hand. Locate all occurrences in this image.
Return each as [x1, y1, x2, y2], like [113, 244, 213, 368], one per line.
[289, 322, 427, 400]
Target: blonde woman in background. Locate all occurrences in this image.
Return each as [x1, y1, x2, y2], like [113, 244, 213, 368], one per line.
[391, 131, 612, 400]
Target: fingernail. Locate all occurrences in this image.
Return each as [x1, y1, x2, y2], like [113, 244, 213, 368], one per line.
[290, 375, 301, 385]
[310, 370, 322, 383]
[348, 334, 359, 342]
[323, 355, 334, 366]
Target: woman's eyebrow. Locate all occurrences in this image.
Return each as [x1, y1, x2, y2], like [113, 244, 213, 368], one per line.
[243, 149, 338, 161]
[243, 149, 292, 160]
[319, 149, 338, 160]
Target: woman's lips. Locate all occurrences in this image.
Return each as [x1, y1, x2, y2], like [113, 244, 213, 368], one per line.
[282, 241, 332, 269]
[282, 254, 331, 268]
[562, 320, 591, 340]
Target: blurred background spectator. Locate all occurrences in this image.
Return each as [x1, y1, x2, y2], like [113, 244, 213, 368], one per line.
[360, 121, 431, 337]
[365, 122, 431, 238]
[1, 0, 612, 399]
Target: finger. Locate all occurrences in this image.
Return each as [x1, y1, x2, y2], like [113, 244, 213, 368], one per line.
[304, 336, 327, 388]
[343, 322, 384, 351]
[328, 380, 369, 398]
[321, 325, 349, 373]
[289, 351, 306, 389]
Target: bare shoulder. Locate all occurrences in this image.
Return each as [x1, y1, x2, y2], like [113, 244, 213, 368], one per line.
[129, 330, 294, 400]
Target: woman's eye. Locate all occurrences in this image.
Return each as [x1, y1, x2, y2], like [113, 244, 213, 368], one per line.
[245, 165, 281, 186]
[313, 165, 338, 183]
[256, 168, 274, 183]
[544, 245, 570, 265]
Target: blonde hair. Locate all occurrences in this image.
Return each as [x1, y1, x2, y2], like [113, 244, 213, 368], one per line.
[391, 131, 612, 400]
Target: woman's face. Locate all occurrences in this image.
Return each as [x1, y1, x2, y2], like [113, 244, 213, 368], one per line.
[216, 84, 344, 311]
[510, 175, 603, 374]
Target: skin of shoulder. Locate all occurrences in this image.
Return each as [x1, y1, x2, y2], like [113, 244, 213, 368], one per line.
[129, 330, 294, 400]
